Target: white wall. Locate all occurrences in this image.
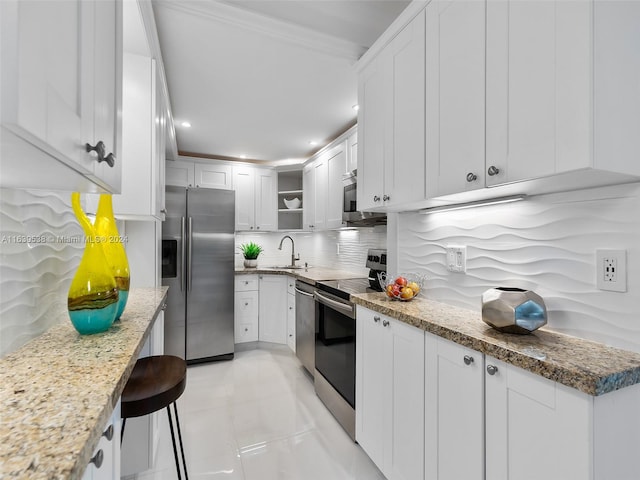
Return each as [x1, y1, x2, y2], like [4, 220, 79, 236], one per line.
[395, 183, 640, 353]
[236, 226, 387, 276]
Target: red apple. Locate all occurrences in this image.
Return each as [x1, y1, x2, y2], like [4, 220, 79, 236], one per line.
[395, 276, 408, 287]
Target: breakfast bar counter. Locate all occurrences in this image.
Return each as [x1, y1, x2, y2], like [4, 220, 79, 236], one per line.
[0, 287, 168, 479]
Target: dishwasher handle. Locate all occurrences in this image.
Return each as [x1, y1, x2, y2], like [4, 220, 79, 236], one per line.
[314, 290, 355, 319]
[294, 286, 315, 297]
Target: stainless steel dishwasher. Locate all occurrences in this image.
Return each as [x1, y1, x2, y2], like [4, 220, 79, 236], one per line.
[295, 279, 316, 376]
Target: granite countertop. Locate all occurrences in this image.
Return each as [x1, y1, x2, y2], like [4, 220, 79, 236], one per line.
[235, 266, 366, 284]
[0, 287, 168, 480]
[352, 293, 640, 397]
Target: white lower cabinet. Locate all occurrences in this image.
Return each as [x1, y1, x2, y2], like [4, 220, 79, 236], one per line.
[424, 334, 484, 480]
[356, 306, 424, 480]
[234, 275, 259, 343]
[286, 279, 296, 353]
[258, 275, 288, 344]
[82, 401, 121, 480]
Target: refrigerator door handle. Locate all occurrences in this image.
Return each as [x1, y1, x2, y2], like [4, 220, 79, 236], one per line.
[187, 216, 193, 292]
[180, 217, 186, 292]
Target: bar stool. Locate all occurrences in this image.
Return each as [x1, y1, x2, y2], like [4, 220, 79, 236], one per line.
[121, 355, 189, 480]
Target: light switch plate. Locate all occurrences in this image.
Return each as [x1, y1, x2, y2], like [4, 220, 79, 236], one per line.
[446, 245, 466, 273]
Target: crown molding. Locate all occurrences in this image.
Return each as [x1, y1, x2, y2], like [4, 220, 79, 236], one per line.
[153, 0, 367, 63]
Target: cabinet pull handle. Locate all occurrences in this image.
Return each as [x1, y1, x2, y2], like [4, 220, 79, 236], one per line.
[487, 165, 500, 176]
[383, 194, 390, 201]
[85, 141, 106, 161]
[102, 424, 114, 441]
[463, 355, 474, 365]
[382, 319, 390, 327]
[90, 449, 104, 469]
[466, 172, 477, 182]
[160, 209, 167, 214]
[101, 152, 116, 168]
[373, 195, 380, 202]
[487, 365, 498, 375]
[373, 316, 380, 323]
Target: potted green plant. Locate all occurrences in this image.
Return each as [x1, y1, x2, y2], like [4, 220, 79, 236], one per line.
[240, 241, 263, 268]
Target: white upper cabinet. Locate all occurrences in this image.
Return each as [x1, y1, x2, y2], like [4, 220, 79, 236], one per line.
[346, 131, 358, 174]
[425, 0, 485, 197]
[302, 163, 315, 230]
[312, 158, 328, 231]
[0, 0, 122, 193]
[233, 165, 277, 231]
[165, 160, 195, 187]
[358, 9, 426, 211]
[325, 143, 347, 229]
[194, 162, 232, 189]
[484, 0, 640, 188]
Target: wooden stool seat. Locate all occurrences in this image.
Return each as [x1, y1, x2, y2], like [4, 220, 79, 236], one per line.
[121, 355, 189, 480]
[122, 355, 186, 418]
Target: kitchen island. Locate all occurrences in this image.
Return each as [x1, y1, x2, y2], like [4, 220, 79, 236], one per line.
[0, 287, 168, 479]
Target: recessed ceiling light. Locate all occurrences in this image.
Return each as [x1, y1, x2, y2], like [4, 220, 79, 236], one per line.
[181, 121, 191, 128]
[240, 154, 247, 159]
[352, 104, 360, 111]
[309, 140, 318, 146]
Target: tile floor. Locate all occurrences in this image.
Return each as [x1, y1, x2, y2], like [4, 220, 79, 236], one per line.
[134, 344, 386, 480]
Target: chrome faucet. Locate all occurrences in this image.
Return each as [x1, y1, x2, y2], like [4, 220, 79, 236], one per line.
[278, 235, 300, 267]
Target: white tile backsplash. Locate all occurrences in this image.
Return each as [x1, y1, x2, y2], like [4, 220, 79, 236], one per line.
[395, 182, 640, 353]
[0, 189, 83, 357]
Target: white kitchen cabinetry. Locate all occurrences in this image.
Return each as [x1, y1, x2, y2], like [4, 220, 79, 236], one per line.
[424, 334, 484, 480]
[277, 169, 303, 230]
[234, 165, 277, 231]
[234, 275, 259, 344]
[357, 9, 426, 211]
[346, 131, 358, 174]
[302, 158, 327, 231]
[286, 279, 296, 352]
[82, 401, 121, 480]
[483, 0, 640, 189]
[302, 163, 316, 230]
[258, 275, 288, 344]
[166, 158, 232, 189]
[425, 0, 485, 197]
[325, 143, 347, 229]
[166, 160, 195, 187]
[1, 0, 122, 193]
[356, 306, 424, 480]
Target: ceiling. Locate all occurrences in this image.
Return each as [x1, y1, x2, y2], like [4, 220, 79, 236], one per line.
[152, 0, 410, 164]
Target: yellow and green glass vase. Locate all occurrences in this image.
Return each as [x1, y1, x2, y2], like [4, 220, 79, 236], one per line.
[67, 193, 119, 334]
[94, 194, 130, 320]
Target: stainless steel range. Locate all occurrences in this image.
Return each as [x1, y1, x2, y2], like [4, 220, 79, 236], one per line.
[313, 249, 386, 441]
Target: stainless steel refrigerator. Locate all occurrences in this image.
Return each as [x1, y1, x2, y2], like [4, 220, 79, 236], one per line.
[162, 186, 235, 363]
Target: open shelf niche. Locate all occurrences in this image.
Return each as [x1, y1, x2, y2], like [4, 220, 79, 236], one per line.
[277, 169, 303, 230]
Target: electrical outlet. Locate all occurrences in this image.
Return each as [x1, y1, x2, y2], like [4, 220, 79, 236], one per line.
[446, 246, 467, 273]
[596, 249, 627, 292]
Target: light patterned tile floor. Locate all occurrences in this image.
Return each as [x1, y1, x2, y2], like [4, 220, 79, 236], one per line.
[133, 344, 386, 480]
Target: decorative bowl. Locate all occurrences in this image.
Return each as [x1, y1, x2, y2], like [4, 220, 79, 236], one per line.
[284, 197, 301, 209]
[481, 287, 547, 334]
[378, 272, 425, 301]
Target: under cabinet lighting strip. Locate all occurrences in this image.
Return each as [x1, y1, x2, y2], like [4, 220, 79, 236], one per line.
[420, 195, 526, 214]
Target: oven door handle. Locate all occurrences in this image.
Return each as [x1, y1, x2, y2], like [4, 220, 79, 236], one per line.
[314, 291, 355, 319]
[294, 286, 315, 297]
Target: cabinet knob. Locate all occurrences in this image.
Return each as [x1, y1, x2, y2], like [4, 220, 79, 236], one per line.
[90, 449, 104, 469]
[289, 334, 293, 337]
[373, 195, 380, 202]
[382, 319, 390, 327]
[256, 226, 260, 230]
[373, 316, 380, 323]
[161, 303, 167, 310]
[161, 208, 167, 214]
[487, 165, 500, 176]
[101, 152, 116, 168]
[463, 355, 474, 365]
[289, 306, 293, 310]
[466, 172, 478, 182]
[487, 364, 498, 375]
[102, 424, 114, 441]
[85, 141, 106, 161]
[250, 226, 254, 229]
[245, 281, 249, 285]
[383, 194, 390, 201]
[245, 327, 248, 332]
[245, 302, 249, 306]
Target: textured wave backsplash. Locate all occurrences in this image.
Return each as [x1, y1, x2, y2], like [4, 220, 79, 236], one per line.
[397, 183, 640, 353]
[0, 189, 83, 357]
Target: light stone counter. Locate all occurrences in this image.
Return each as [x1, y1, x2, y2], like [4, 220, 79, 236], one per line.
[235, 266, 366, 284]
[352, 292, 640, 396]
[0, 287, 168, 479]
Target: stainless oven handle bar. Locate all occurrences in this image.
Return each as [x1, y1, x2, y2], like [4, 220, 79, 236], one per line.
[294, 287, 315, 297]
[314, 290, 355, 319]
